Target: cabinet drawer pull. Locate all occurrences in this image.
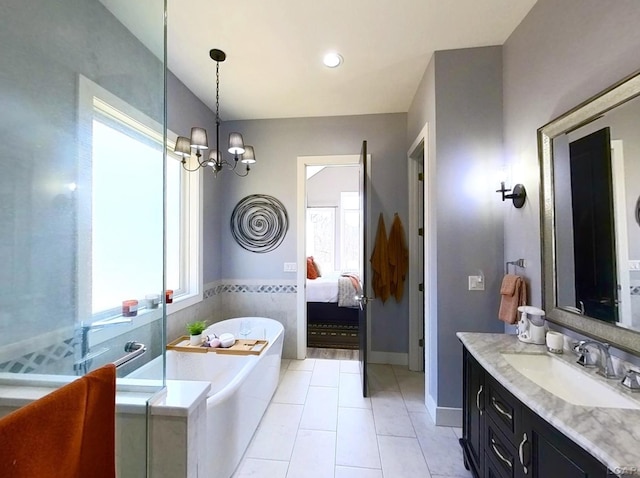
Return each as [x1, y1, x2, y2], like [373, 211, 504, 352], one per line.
[490, 438, 513, 469]
[518, 432, 529, 475]
[491, 396, 513, 421]
[476, 385, 484, 415]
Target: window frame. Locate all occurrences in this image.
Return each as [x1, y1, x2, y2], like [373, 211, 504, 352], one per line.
[77, 75, 202, 340]
[339, 191, 361, 274]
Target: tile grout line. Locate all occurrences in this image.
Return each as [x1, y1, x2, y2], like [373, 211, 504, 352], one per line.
[284, 379, 310, 478]
[239, 359, 430, 478]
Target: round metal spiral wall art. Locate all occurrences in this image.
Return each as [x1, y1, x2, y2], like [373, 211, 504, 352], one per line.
[230, 194, 289, 253]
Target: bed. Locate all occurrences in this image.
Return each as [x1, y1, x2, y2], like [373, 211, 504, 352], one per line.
[306, 272, 361, 349]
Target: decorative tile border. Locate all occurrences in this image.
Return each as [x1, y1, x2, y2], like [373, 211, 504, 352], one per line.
[2, 281, 296, 374]
[219, 284, 297, 294]
[0, 338, 74, 374]
[203, 282, 297, 298]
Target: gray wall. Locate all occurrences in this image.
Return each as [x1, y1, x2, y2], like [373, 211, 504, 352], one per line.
[503, 0, 640, 314]
[0, 0, 163, 355]
[417, 0, 640, 411]
[167, 72, 221, 283]
[217, 114, 410, 353]
[407, 46, 505, 409]
[0, 0, 221, 373]
[307, 166, 359, 207]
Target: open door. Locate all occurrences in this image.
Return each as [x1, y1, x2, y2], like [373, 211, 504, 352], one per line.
[357, 140, 369, 397]
[569, 128, 618, 323]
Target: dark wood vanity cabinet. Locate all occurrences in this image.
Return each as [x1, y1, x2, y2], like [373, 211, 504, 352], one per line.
[461, 347, 608, 478]
[463, 349, 484, 473]
[523, 410, 609, 478]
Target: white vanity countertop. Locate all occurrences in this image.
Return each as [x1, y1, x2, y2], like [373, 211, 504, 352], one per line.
[457, 332, 640, 476]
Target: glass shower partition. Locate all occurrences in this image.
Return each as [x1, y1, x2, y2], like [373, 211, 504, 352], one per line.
[0, 0, 167, 476]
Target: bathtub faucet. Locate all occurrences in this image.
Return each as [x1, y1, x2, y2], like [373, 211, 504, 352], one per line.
[73, 317, 133, 374]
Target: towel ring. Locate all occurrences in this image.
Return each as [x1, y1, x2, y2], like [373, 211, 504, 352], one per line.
[505, 259, 525, 275]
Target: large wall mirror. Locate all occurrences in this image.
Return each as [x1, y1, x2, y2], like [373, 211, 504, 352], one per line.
[539, 70, 640, 355]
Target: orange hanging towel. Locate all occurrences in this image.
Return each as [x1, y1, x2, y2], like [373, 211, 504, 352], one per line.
[498, 274, 527, 324]
[370, 212, 390, 303]
[388, 213, 409, 302]
[0, 364, 116, 478]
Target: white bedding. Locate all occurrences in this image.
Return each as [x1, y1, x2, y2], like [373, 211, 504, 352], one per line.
[306, 273, 340, 302]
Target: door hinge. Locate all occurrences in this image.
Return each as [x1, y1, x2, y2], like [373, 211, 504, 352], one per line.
[418, 338, 424, 347]
[418, 283, 424, 292]
[418, 227, 423, 236]
[418, 172, 423, 181]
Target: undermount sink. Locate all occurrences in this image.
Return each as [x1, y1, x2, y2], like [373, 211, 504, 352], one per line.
[501, 352, 640, 410]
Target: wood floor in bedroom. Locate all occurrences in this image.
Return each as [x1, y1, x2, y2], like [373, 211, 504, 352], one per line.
[306, 347, 359, 360]
[232, 358, 472, 478]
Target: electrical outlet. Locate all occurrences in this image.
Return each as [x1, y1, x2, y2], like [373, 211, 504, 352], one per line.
[629, 260, 640, 271]
[468, 275, 484, 291]
[284, 262, 297, 272]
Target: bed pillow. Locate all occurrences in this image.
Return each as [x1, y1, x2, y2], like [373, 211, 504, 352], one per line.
[312, 257, 321, 277]
[307, 257, 320, 280]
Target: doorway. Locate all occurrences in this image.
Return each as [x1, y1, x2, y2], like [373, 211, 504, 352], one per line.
[569, 127, 617, 323]
[296, 155, 367, 361]
[408, 123, 428, 372]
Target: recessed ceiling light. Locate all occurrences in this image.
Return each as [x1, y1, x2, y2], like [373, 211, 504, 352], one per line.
[323, 52, 343, 68]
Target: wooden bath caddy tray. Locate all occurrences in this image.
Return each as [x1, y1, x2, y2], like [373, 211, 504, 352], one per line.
[167, 336, 268, 355]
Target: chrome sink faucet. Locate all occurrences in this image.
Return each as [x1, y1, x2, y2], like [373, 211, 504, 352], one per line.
[574, 340, 621, 379]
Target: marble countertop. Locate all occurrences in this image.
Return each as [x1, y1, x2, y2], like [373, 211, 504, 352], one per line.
[457, 332, 640, 476]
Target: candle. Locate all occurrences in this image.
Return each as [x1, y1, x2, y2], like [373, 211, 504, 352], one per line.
[165, 289, 174, 304]
[122, 300, 138, 317]
[145, 294, 160, 309]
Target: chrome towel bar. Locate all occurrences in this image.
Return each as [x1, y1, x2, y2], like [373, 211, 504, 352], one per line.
[505, 259, 525, 275]
[113, 341, 146, 369]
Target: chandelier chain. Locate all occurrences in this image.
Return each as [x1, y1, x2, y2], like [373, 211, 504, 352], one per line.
[216, 61, 220, 126]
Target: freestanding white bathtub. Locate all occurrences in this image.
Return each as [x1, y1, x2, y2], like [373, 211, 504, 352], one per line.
[129, 317, 284, 478]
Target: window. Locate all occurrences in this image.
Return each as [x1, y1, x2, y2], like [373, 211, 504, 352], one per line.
[78, 76, 201, 322]
[340, 192, 361, 273]
[306, 207, 335, 272]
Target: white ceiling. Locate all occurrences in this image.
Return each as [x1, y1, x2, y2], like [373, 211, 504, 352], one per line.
[102, 0, 538, 121]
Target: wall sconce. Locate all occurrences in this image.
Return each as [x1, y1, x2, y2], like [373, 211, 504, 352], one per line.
[496, 181, 526, 208]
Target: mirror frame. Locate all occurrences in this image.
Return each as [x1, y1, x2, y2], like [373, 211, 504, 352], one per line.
[538, 70, 640, 355]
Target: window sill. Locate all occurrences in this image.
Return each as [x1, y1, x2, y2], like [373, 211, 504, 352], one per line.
[89, 290, 203, 348]
[166, 290, 203, 316]
[89, 307, 162, 348]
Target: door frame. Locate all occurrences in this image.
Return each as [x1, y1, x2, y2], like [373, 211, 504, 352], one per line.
[611, 140, 632, 326]
[296, 154, 371, 360]
[407, 123, 430, 372]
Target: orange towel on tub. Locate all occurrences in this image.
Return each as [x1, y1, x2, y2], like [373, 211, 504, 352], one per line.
[498, 274, 527, 324]
[0, 364, 116, 478]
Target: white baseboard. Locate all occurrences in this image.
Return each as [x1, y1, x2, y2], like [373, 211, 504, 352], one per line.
[368, 351, 408, 366]
[426, 393, 462, 427]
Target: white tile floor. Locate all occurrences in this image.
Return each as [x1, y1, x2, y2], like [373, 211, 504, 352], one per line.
[232, 358, 474, 478]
